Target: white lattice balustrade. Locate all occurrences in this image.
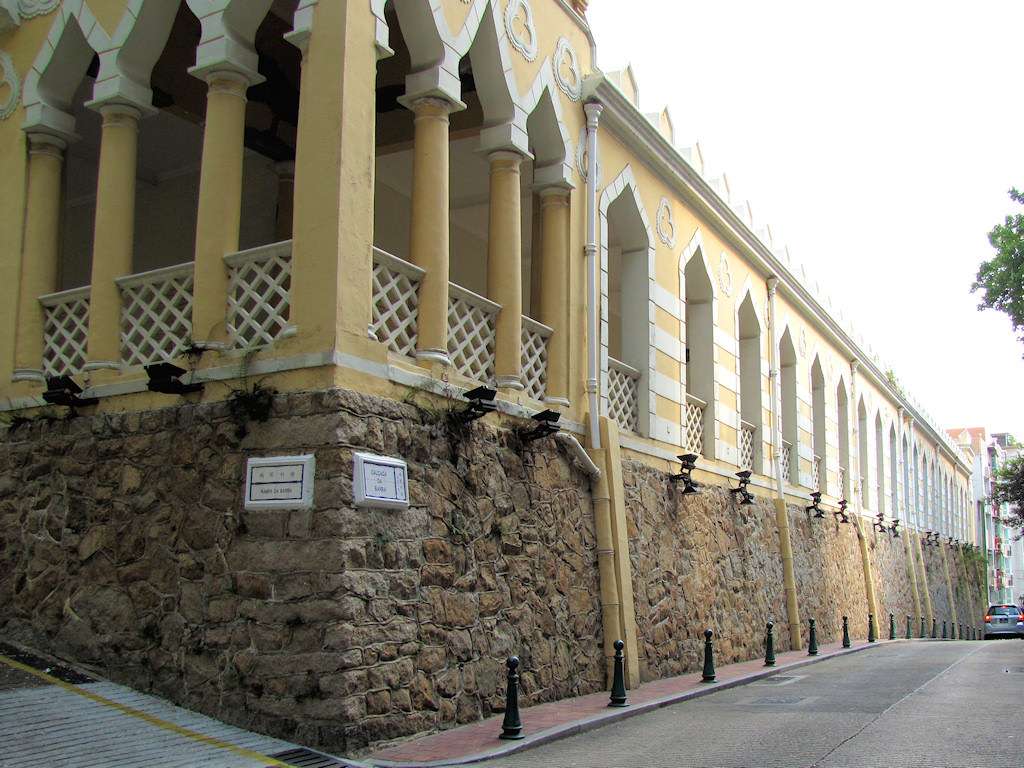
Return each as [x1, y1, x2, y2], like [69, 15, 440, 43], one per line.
[684, 393, 706, 455]
[739, 420, 756, 470]
[607, 357, 640, 433]
[812, 455, 822, 492]
[225, 240, 292, 349]
[371, 248, 423, 358]
[117, 263, 194, 366]
[838, 467, 847, 497]
[521, 316, 552, 401]
[447, 283, 499, 382]
[40, 287, 90, 377]
[781, 439, 793, 484]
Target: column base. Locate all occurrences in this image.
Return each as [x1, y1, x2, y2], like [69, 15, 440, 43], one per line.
[83, 360, 121, 373]
[189, 340, 232, 352]
[11, 369, 45, 384]
[415, 349, 450, 367]
[495, 375, 524, 390]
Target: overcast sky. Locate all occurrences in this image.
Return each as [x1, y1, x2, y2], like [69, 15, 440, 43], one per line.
[588, 1, 1024, 441]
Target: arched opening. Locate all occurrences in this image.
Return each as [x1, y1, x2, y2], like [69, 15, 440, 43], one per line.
[684, 252, 715, 456]
[605, 186, 650, 434]
[888, 423, 897, 514]
[875, 412, 885, 513]
[810, 355, 826, 492]
[858, 397, 869, 508]
[837, 376, 851, 498]
[913, 444, 921, 528]
[902, 435, 911, 522]
[778, 327, 797, 485]
[737, 293, 763, 473]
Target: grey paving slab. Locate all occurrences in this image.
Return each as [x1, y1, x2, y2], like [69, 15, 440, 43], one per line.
[475, 641, 1013, 768]
[0, 670, 297, 768]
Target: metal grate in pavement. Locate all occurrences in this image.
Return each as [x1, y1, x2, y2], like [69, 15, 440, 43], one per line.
[750, 675, 803, 686]
[750, 695, 808, 705]
[269, 747, 351, 767]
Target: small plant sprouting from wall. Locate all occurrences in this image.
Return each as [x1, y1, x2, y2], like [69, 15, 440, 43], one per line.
[226, 347, 276, 439]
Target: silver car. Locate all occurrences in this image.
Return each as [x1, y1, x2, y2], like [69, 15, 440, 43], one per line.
[983, 605, 1024, 639]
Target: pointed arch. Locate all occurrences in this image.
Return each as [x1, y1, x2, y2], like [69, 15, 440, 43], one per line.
[857, 396, 870, 508]
[810, 353, 826, 491]
[778, 324, 798, 485]
[737, 287, 764, 473]
[875, 411, 885, 513]
[836, 373, 851, 498]
[681, 228, 718, 458]
[599, 165, 656, 437]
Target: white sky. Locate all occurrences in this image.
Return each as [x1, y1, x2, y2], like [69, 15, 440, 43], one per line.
[587, 1, 1024, 441]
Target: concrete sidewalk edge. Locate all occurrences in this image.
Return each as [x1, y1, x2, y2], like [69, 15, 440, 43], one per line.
[369, 640, 897, 768]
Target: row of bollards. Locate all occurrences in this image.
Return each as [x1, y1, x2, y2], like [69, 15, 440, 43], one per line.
[498, 608, 988, 740]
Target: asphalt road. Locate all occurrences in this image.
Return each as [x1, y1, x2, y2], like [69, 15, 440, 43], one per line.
[476, 640, 1024, 768]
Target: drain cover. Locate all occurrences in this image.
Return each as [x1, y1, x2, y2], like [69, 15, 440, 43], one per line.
[752, 675, 803, 686]
[1002, 667, 1024, 674]
[750, 695, 807, 705]
[268, 747, 351, 767]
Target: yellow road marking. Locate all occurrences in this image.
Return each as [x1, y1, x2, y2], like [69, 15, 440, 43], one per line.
[0, 653, 292, 767]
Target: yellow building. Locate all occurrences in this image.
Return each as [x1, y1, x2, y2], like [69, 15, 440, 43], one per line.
[0, 0, 984, 754]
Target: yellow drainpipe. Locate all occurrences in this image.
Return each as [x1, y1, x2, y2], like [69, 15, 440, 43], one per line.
[766, 277, 801, 649]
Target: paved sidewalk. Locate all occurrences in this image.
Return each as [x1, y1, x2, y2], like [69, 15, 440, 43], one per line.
[369, 638, 895, 767]
[0, 648, 357, 768]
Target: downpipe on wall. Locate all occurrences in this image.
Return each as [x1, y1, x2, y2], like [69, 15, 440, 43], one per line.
[581, 100, 627, 686]
[767, 277, 802, 649]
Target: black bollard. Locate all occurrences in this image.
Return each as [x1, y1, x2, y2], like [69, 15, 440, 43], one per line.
[764, 621, 776, 667]
[841, 615, 851, 648]
[868, 613, 877, 643]
[701, 629, 716, 682]
[906, 615, 911, 640]
[931, 618, 937, 639]
[958, 623, 963, 641]
[920, 616, 926, 638]
[808, 618, 818, 656]
[499, 656, 524, 740]
[889, 613, 896, 640]
[942, 620, 947, 639]
[608, 639, 628, 708]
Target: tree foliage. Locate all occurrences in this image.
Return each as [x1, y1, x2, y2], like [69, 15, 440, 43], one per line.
[993, 456, 1024, 533]
[973, 188, 1024, 352]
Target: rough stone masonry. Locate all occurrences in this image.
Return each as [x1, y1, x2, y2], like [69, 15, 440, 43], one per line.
[0, 387, 985, 755]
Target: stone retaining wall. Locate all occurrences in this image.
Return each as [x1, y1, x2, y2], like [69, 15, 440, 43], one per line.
[0, 392, 988, 754]
[0, 389, 604, 755]
[622, 465, 786, 680]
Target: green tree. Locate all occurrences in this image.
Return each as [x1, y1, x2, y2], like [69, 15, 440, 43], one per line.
[993, 456, 1024, 534]
[973, 188, 1024, 352]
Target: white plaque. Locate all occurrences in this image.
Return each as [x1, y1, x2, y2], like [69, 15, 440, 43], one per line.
[244, 454, 315, 509]
[353, 452, 409, 509]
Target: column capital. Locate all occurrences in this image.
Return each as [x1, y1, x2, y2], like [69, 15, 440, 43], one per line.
[97, 102, 143, 126]
[487, 149, 526, 166]
[766, 275, 779, 296]
[537, 185, 572, 202]
[199, 69, 255, 99]
[401, 94, 464, 117]
[584, 101, 603, 126]
[26, 131, 67, 157]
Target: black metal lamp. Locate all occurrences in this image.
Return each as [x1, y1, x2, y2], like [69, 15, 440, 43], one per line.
[670, 453, 701, 494]
[833, 498, 849, 524]
[520, 409, 561, 442]
[457, 385, 496, 423]
[730, 470, 754, 505]
[890, 519, 901, 537]
[805, 491, 824, 518]
[144, 362, 203, 395]
[873, 511, 887, 534]
[42, 375, 98, 408]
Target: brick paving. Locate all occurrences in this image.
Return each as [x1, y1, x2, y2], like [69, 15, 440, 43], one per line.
[369, 638, 892, 767]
